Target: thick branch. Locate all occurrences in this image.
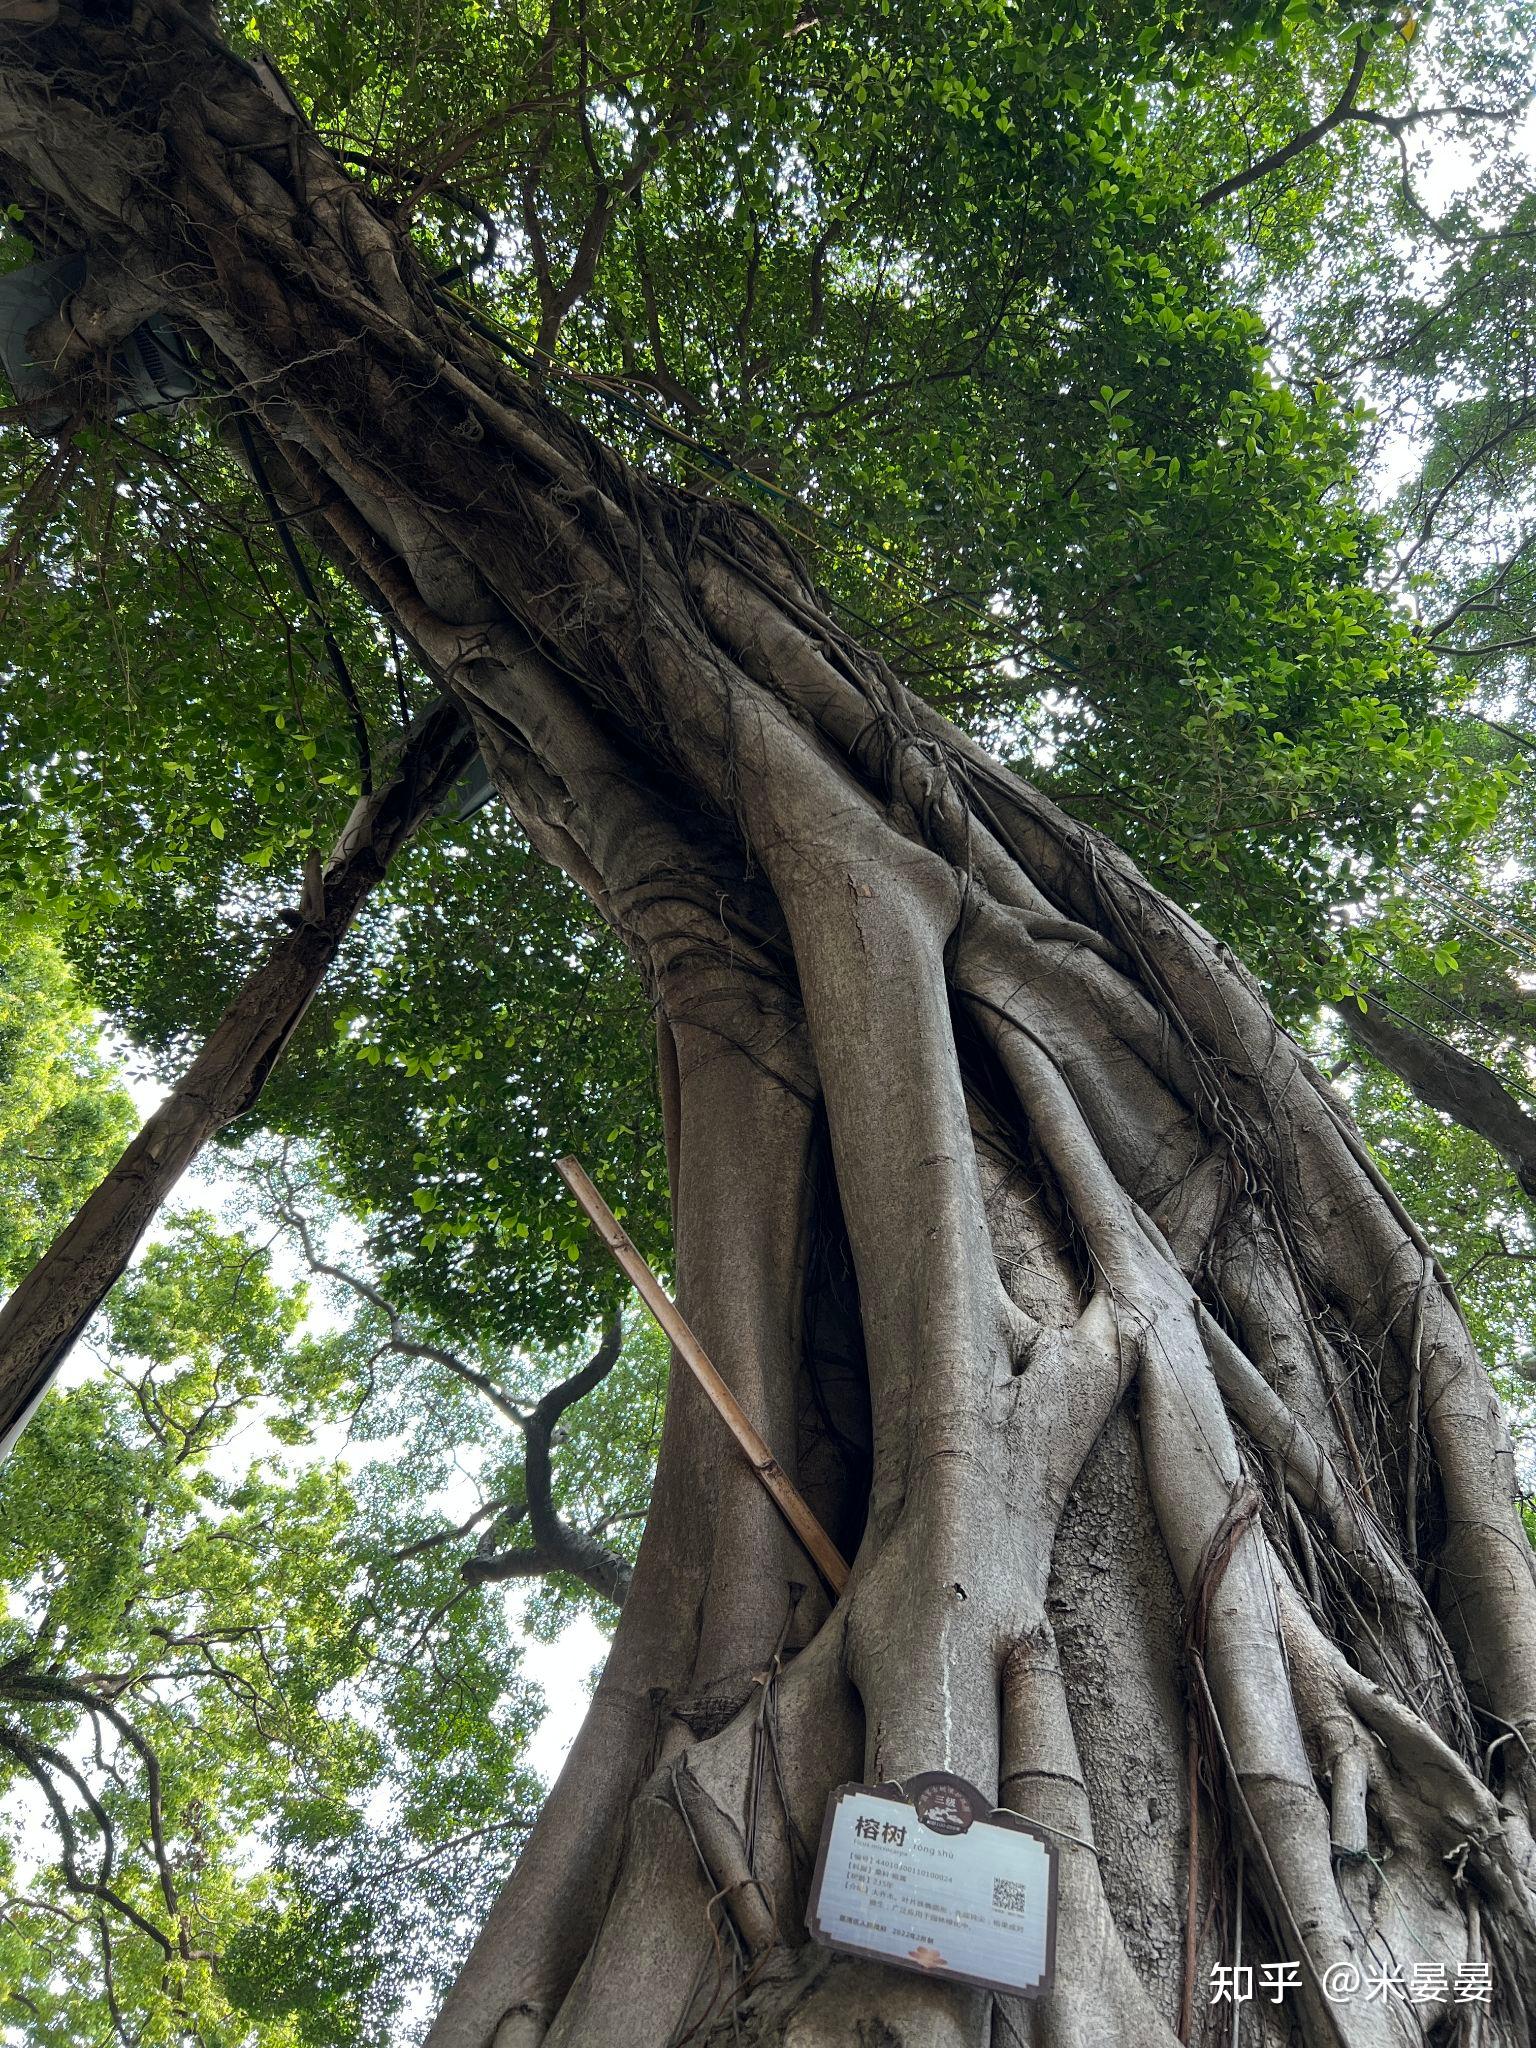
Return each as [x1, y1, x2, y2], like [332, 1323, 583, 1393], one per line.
[1, 1671, 192, 1957]
[0, 1722, 173, 1958]
[1198, 41, 1370, 208]
[1191, 44, 1519, 215]
[461, 1316, 632, 1607]
[1335, 995, 1536, 1200]
[0, 697, 477, 1458]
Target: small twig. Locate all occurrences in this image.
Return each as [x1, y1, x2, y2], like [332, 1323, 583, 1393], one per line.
[1403, 1263, 1430, 1571]
[386, 1497, 508, 1564]
[266, 1169, 527, 1426]
[234, 411, 374, 792]
[1178, 1700, 1202, 2042]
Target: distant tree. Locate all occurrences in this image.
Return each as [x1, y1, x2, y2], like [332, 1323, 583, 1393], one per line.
[0, 1200, 659, 2043]
[0, 927, 134, 1290]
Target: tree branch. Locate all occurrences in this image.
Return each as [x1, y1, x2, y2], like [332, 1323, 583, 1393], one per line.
[461, 1315, 633, 1606]
[1431, 632, 1536, 661]
[1346, 97, 1528, 140]
[268, 1184, 634, 1603]
[0, 1721, 174, 1957]
[1198, 40, 1370, 209]
[387, 1497, 512, 1564]
[1335, 994, 1536, 1201]
[2, 1669, 204, 1956]
[0, 695, 477, 1460]
[266, 1171, 529, 1428]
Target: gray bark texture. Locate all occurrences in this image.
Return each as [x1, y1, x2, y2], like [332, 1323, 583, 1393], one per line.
[3, 10, 1535, 2046]
[1335, 995, 1536, 1200]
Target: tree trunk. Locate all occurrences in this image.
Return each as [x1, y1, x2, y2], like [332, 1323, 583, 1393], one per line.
[0, 694, 475, 1456]
[3, 12, 1535, 2046]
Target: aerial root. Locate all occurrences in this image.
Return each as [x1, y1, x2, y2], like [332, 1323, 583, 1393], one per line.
[955, 921, 1494, 2045]
[1134, 1312, 1398, 2047]
[538, 1616, 861, 2048]
[997, 1625, 1182, 2048]
[668, 1756, 780, 1963]
[1281, 1586, 1536, 1948]
[1196, 1303, 1463, 1725]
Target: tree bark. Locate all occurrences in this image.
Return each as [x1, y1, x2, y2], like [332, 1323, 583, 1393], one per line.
[2, 11, 1535, 2047]
[0, 694, 475, 1456]
[1335, 993, 1536, 1199]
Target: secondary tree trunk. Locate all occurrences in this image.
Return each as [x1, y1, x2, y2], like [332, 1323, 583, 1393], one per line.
[0, 694, 474, 1456]
[3, 11, 1535, 2046]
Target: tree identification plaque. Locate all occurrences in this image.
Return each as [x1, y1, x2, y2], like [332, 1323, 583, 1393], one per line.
[806, 1771, 1058, 1996]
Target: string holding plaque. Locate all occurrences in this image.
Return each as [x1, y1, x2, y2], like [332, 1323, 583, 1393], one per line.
[806, 1772, 1058, 1997]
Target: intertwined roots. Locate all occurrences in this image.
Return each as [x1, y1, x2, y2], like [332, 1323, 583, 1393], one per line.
[0, 10, 1533, 2043]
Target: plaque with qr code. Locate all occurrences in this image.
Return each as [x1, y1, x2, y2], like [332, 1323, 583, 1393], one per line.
[806, 1771, 1058, 1996]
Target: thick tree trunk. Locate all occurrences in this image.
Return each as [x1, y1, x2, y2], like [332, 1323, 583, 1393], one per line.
[3, 12, 1535, 2046]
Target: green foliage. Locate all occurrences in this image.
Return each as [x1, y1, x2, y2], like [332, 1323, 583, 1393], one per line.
[0, 423, 671, 1349]
[0, 0, 1503, 1359]
[5, 0, 1536, 2035]
[1178, 1, 1536, 1356]
[0, 425, 381, 919]
[0, 926, 134, 1288]
[1318, 1027, 1536, 1534]
[0, 1213, 566, 2046]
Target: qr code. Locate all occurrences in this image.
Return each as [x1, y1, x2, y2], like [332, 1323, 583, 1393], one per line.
[992, 1877, 1030, 1914]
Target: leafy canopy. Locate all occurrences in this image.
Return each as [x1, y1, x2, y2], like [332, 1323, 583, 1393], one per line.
[0, 0, 1498, 1357]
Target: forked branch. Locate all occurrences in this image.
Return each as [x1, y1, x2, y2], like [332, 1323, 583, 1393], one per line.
[269, 1179, 635, 1607]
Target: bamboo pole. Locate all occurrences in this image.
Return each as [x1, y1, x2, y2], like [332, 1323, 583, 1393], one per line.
[555, 1155, 850, 1597]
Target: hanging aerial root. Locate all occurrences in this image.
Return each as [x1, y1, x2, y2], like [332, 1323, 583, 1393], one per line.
[542, 1617, 862, 2048]
[967, 993, 1406, 2044]
[1195, 1301, 1469, 1739]
[1281, 1586, 1536, 1946]
[959, 744, 1536, 1803]
[1280, 1583, 1536, 2048]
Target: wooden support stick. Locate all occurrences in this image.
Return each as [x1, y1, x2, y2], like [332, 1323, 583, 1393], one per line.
[556, 1155, 850, 1596]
